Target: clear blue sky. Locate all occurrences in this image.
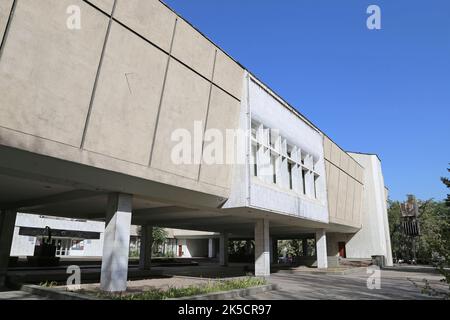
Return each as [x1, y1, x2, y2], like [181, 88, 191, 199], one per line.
[164, 0, 450, 202]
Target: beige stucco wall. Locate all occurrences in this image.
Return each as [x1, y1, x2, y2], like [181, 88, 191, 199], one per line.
[0, 0, 14, 42]
[0, 0, 244, 200]
[324, 136, 364, 228]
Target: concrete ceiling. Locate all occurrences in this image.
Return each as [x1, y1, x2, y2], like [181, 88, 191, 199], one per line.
[0, 165, 357, 238]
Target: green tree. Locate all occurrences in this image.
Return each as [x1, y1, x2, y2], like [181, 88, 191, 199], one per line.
[152, 227, 168, 254]
[432, 167, 450, 288]
[442, 165, 450, 207]
[388, 198, 449, 266]
[416, 200, 445, 263]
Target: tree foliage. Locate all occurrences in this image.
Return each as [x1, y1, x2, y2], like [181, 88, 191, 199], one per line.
[388, 199, 449, 265]
[442, 165, 450, 207]
[152, 227, 168, 251]
[388, 167, 450, 289]
[136, 226, 168, 254]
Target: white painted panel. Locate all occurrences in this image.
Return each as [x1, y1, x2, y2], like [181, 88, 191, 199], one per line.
[249, 79, 323, 159]
[250, 181, 329, 223]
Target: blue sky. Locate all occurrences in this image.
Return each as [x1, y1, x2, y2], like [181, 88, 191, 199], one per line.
[164, 0, 450, 202]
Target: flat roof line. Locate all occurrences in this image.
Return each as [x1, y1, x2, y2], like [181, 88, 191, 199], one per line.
[347, 151, 382, 163]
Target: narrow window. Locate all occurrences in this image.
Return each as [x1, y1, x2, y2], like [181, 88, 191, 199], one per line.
[314, 174, 319, 199]
[302, 168, 307, 195]
[288, 162, 293, 190]
[271, 154, 277, 184]
[251, 121, 258, 140]
[251, 144, 258, 176]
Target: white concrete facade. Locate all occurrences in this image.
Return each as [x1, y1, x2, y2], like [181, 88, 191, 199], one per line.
[10, 213, 105, 257]
[345, 153, 394, 266]
[224, 75, 329, 224]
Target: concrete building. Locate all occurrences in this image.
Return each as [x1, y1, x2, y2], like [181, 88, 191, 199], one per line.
[162, 229, 219, 258]
[0, 0, 392, 291]
[10, 213, 105, 257]
[9, 213, 141, 258]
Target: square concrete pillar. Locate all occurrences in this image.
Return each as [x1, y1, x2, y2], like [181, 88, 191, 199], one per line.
[208, 238, 215, 258]
[269, 237, 273, 263]
[0, 209, 17, 287]
[139, 225, 153, 270]
[255, 219, 270, 276]
[271, 238, 278, 264]
[302, 238, 308, 256]
[315, 229, 328, 269]
[219, 233, 228, 266]
[100, 193, 133, 292]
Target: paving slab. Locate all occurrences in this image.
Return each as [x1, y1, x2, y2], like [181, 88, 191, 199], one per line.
[236, 268, 447, 300]
[0, 290, 49, 300]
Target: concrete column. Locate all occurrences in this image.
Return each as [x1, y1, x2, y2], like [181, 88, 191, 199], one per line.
[139, 225, 153, 270]
[219, 233, 228, 266]
[302, 238, 308, 256]
[315, 229, 328, 269]
[208, 238, 215, 258]
[100, 193, 133, 292]
[272, 238, 278, 264]
[255, 219, 270, 276]
[0, 209, 17, 287]
[269, 237, 273, 263]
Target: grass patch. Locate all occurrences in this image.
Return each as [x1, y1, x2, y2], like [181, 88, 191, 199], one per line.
[39, 281, 58, 288]
[96, 277, 267, 300]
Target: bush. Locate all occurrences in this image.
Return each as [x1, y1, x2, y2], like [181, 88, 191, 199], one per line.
[97, 277, 267, 300]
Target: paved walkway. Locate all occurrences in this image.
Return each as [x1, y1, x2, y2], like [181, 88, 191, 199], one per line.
[237, 267, 447, 300]
[1, 264, 447, 300]
[0, 290, 48, 300]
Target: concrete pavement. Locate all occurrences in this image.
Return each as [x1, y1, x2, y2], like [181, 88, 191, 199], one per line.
[237, 268, 446, 300]
[0, 290, 49, 300]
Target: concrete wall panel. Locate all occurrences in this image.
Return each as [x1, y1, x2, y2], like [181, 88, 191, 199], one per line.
[340, 150, 349, 173]
[345, 178, 355, 221]
[325, 138, 365, 227]
[336, 170, 348, 220]
[199, 86, 240, 189]
[323, 136, 332, 160]
[0, 0, 13, 44]
[151, 59, 210, 180]
[171, 19, 216, 80]
[355, 165, 364, 183]
[0, 0, 108, 147]
[84, 22, 167, 165]
[213, 50, 244, 99]
[330, 143, 341, 166]
[353, 182, 363, 226]
[348, 158, 356, 179]
[326, 162, 339, 218]
[86, 0, 115, 14]
[114, 0, 176, 52]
